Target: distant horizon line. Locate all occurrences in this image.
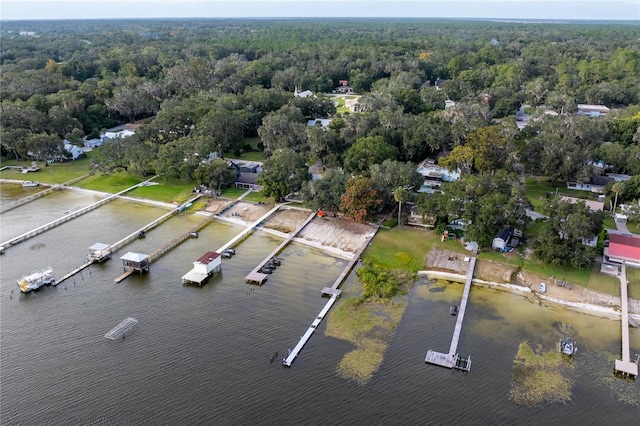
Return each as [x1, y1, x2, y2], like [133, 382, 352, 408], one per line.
[2, 16, 639, 23]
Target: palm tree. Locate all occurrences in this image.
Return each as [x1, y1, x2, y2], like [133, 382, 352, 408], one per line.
[611, 181, 626, 213]
[394, 187, 409, 225]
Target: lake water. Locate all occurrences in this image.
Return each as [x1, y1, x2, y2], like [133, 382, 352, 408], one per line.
[1, 185, 638, 424]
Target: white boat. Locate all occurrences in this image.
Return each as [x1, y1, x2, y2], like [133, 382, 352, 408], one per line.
[22, 181, 39, 187]
[559, 338, 577, 356]
[17, 268, 55, 293]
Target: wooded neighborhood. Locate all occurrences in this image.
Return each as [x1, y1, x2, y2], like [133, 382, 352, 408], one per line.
[1, 18, 639, 266]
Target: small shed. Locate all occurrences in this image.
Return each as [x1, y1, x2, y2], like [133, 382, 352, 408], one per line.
[120, 251, 149, 273]
[194, 251, 221, 275]
[182, 251, 222, 285]
[88, 242, 111, 263]
[492, 229, 512, 251]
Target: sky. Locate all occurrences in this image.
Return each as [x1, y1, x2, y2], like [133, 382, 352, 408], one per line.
[1, 0, 639, 21]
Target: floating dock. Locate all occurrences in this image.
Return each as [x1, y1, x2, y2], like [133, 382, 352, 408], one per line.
[425, 256, 475, 371]
[245, 210, 317, 285]
[105, 317, 138, 339]
[614, 262, 639, 377]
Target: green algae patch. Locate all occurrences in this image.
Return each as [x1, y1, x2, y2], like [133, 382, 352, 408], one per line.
[510, 341, 575, 407]
[326, 297, 406, 385]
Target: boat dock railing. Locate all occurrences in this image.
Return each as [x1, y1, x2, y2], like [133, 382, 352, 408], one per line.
[0, 176, 158, 251]
[1, 174, 90, 214]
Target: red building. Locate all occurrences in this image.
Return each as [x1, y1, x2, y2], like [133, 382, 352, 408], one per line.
[605, 232, 640, 266]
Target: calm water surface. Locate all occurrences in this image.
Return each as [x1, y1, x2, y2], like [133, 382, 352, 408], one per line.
[1, 186, 638, 425]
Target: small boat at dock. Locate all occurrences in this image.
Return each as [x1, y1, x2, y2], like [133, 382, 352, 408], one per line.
[270, 351, 279, 363]
[17, 268, 55, 293]
[450, 305, 458, 316]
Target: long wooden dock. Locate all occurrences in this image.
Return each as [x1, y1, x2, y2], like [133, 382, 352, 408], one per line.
[425, 256, 475, 371]
[0, 176, 158, 251]
[282, 294, 338, 367]
[281, 226, 379, 367]
[217, 204, 281, 255]
[245, 210, 317, 285]
[614, 262, 639, 377]
[0, 174, 90, 214]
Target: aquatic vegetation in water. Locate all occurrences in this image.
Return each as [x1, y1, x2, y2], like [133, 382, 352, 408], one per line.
[510, 341, 575, 407]
[581, 350, 640, 407]
[326, 296, 405, 385]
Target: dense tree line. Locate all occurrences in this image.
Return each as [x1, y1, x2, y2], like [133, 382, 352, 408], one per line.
[1, 19, 639, 260]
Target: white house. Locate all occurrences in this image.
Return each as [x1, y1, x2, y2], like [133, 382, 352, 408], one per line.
[64, 143, 84, 160]
[294, 87, 313, 98]
[492, 229, 512, 251]
[101, 129, 135, 143]
[83, 138, 103, 148]
[577, 104, 610, 117]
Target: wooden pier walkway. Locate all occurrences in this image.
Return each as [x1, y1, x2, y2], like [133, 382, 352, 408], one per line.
[614, 262, 639, 377]
[0, 174, 90, 214]
[217, 204, 280, 255]
[245, 210, 317, 285]
[0, 176, 158, 251]
[52, 194, 202, 286]
[425, 256, 475, 371]
[282, 294, 338, 367]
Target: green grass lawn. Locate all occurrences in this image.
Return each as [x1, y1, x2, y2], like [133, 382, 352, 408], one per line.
[627, 266, 640, 300]
[363, 226, 467, 272]
[1, 154, 94, 184]
[241, 191, 274, 204]
[220, 187, 249, 199]
[477, 249, 523, 267]
[237, 137, 265, 162]
[127, 178, 196, 204]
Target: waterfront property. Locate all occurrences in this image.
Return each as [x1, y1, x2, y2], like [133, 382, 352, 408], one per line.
[182, 251, 222, 286]
[425, 256, 476, 371]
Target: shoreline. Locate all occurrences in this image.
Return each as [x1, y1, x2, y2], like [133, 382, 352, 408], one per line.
[5, 179, 637, 320]
[420, 270, 639, 321]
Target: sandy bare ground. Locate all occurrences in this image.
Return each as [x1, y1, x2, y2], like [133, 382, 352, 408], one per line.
[297, 215, 377, 254]
[207, 201, 375, 256]
[262, 208, 312, 233]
